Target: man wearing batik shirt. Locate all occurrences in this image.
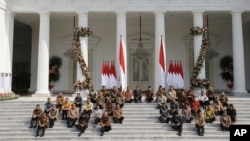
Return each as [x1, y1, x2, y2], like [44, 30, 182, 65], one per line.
[113, 104, 124, 123]
[171, 111, 183, 136]
[133, 85, 142, 103]
[166, 86, 177, 103]
[76, 112, 89, 136]
[55, 92, 64, 113]
[100, 112, 112, 136]
[48, 105, 58, 128]
[145, 86, 154, 103]
[35, 112, 49, 137]
[67, 104, 79, 128]
[88, 86, 98, 103]
[29, 104, 43, 128]
[74, 93, 83, 113]
[220, 110, 231, 131]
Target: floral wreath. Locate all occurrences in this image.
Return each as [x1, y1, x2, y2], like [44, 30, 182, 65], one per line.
[72, 27, 93, 90]
[190, 27, 210, 88]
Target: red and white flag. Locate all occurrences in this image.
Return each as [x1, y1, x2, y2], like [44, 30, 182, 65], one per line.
[159, 36, 166, 88]
[119, 36, 126, 90]
[110, 61, 117, 88]
[173, 61, 178, 88]
[101, 61, 106, 86]
[177, 61, 184, 89]
[166, 60, 173, 87]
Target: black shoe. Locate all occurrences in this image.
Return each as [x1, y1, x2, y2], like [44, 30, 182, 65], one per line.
[33, 125, 37, 128]
[29, 125, 33, 128]
[201, 133, 204, 136]
[78, 133, 82, 137]
[35, 135, 38, 137]
[40, 134, 44, 137]
[100, 132, 104, 136]
[178, 133, 181, 136]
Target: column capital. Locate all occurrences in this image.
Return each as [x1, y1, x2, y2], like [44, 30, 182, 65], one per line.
[6, 10, 16, 17]
[231, 9, 244, 15]
[115, 10, 127, 16]
[192, 10, 205, 15]
[76, 10, 89, 16]
[0, 0, 6, 10]
[38, 10, 50, 17]
[154, 10, 165, 17]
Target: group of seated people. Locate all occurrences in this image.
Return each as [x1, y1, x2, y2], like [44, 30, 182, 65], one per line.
[29, 86, 125, 137]
[157, 86, 237, 136]
[29, 84, 237, 137]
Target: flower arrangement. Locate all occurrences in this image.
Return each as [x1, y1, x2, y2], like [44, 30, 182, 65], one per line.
[49, 56, 62, 83]
[190, 26, 210, 88]
[0, 93, 19, 101]
[73, 27, 93, 38]
[219, 55, 233, 91]
[72, 27, 93, 90]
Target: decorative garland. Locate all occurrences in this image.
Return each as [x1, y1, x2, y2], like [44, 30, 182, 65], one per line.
[190, 27, 210, 88]
[72, 27, 93, 90]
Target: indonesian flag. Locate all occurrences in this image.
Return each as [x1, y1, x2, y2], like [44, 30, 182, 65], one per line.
[159, 36, 166, 88]
[166, 61, 173, 87]
[119, 35, 126, 90]
[177, 61, 184, 89]
[110, 61, 117, 88]
[106, 61, 111, 89]
[173, 61, 178, 88]
[101, 61, 106, 86]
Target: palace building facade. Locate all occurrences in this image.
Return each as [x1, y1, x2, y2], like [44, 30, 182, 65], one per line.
[0, 0, 250, 96]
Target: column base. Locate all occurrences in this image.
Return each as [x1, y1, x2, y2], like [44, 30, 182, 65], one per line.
[32, 91, 51, 97]
[233, 89, 247, 93]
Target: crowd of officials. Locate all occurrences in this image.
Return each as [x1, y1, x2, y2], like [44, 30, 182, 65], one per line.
[29, 85, 237, 137]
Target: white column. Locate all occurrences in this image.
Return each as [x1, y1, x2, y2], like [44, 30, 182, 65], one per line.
[29, 26, 39, 92]
[231, 11, 247, 93]
[76, 11, 88, 81]
[116, 11, 127, 90]
[34, 11, 50, 96]
[192, 11, 205, 80]
[5, 11, 15, 93]
[154, 11, 166, 90]
[0, 0, 7, 94]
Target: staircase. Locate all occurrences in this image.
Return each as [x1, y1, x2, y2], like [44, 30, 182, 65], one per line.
[0, 96, 249, 141]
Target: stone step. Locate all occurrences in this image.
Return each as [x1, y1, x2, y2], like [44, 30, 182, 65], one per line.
[0, 126, 229, 132]
[0, 136, 229, 141]
[0, 131, 230, 137]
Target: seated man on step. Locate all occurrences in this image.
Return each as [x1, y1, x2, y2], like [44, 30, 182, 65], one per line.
[61, 98, 71, 120]
[112, 104, 124, 124]
[76, 112, 89, 136]
[55, 92, 64, 113]
[35, 112, 49, 137]
[100, 112, 112, 136]
[171, 111, 183, 136]
[29, 104, 43, 128]
[67, 103, 79, 128]
[48, 104, 58, 128]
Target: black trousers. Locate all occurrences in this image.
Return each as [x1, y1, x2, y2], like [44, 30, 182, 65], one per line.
[67, 117, 78, 127]
[62, 110, 69, 120]
[94, 117, 101, 125]
[146, 97, 153, 103]
[220, 124, 230, 131]
[113, 116, 124, 123]
[30, 117, 38, 127]
[172, 124, 182, 134]
[196, 124, 204, 134]
[77, 124, 88, 133]
[101, 125, 112, 134]
[56, 104, 62, 113]
[36, 126, 45, 136]
[134, 96, 141, 103]
[49, 117, 57, 127]
[75, 103, 82, 113]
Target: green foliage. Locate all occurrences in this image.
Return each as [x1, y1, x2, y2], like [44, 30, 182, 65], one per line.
[219, 55, 233, 82]
[49, 56, 62, 82]
[0, 94, 20, 101]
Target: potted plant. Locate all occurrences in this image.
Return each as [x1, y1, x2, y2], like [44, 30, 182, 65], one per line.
[219, 55, 233, 91]
[49, 56, 62, 90]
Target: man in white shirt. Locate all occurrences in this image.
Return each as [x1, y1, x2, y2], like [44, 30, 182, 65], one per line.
[198, 91, 209, 109]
